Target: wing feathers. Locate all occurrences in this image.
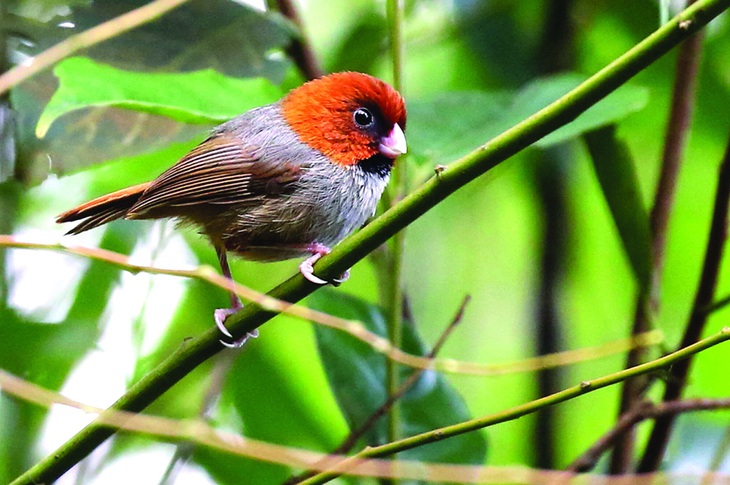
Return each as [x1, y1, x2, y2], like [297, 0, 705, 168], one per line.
[127, 134, 303, 218]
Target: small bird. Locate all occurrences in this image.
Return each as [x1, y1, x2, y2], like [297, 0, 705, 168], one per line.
[56, 72, 407, 347]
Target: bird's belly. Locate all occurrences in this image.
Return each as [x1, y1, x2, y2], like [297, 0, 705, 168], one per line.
[218, 201, 364, 262]
[213, 168, 387, 262]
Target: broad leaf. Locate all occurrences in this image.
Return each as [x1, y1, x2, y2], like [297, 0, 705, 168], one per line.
[406, 91, 512, 165]
[310, 289, 487, 465]
[10, 0, 292, 181]
[407, 74, 649, 167]
[37, 57, 284, 137]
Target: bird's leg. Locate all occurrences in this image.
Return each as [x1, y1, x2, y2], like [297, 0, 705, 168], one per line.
[299, 243, 350, 286]
[214, 246, 258, 348]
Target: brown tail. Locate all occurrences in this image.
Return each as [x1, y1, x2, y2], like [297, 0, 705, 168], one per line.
[56, 182, 152, 235]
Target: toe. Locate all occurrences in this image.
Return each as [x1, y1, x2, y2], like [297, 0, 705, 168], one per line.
[214, 308, 235, 338]
[299, 256, 328, 285]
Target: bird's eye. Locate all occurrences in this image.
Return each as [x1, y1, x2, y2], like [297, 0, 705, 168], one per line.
[353, 108, 375, 128]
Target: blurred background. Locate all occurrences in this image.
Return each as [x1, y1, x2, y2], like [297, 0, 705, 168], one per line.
[1, 0, 730, 483]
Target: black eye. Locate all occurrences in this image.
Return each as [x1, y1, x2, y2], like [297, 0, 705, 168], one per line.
[353, 107, 374, 128]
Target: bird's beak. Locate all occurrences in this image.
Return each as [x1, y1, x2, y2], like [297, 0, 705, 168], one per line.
[378, 123, 407, 159]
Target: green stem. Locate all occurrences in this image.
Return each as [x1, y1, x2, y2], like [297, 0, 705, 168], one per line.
[298, 328, 730, 484]
[11, 1, 728, 483]
[385, 0, 406, 449]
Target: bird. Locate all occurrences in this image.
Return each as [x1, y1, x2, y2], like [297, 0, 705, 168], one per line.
[56, 71, 407, 347]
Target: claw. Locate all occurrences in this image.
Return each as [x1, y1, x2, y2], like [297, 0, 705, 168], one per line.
[299, 244, 351, 285]
[214, 308, 236, 338]
[299, 253, 329, 285]
[331, 268, 351, 286]
[214, 306, 259, 348]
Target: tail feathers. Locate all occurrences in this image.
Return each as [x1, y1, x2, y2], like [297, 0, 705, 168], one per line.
[56, 182, 151, 235]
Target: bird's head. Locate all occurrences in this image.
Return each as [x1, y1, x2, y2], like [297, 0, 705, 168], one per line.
[281, 72, 407, 170]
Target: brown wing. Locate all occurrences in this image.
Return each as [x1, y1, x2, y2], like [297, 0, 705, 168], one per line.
[127, 133, 304, 219]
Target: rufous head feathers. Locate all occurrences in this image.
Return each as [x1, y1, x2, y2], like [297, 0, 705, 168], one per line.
[281, 72, 407, 167]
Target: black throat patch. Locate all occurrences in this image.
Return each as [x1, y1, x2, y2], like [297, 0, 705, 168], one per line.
[357, 153, 394, 178]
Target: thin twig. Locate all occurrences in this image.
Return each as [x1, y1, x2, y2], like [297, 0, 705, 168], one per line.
[0, 0, 191, 96]
[284, 296, 470, 485]
[638, 131, 730, 472]
[7, 369, 730, 485]
[0, 235, 658, 377]
[568, 398, 730, 473]
[10, 2, 727, 481]
[337, 295, 469, 453]
[610, 6, 706, 471]
[4, 360, 730, 484]
[297, 329, 730, 485]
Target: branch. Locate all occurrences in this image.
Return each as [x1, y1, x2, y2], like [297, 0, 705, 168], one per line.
[611, 1, 706, 471]
[638, 130, 730, 472]
[3, 333, 729, 483]
[568, 397, 730, 473]
[0, 0, 191, 96]
[272, 0, 323, 80]
[10, 1, 729, 483]
[298, 329, 730, 484]
[385, 0, 407, 451]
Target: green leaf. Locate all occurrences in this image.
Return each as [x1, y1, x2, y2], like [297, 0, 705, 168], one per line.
[406, 91, 512, 166]
[36, 57, 285, 138]
[310, 290, 487, 465]
[406, 74, 649, 167]
[12, 0, 292, 183]
[584, 125, 652, 291]
[530, 76, 650, 147]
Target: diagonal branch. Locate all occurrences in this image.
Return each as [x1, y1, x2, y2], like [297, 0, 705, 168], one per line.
[0, 235, 661, 376]
[637, 130, 730, 472]
[569, 397, 730, 473]
[10, 1, 730, 483]
[3, 334, 728, 483]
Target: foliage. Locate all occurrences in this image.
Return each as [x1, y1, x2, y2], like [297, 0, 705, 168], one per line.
[1, 0, 730, 484]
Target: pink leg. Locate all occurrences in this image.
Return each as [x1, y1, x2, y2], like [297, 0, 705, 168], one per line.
[214, 246, 258, 348]
[298, 243, 350, 286]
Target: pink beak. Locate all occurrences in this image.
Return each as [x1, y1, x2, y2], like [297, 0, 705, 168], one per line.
[378, 123, 407, 159]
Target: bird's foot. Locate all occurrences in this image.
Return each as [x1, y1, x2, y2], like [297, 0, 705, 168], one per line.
[331, 268, 350, 286]
[214, 307, 259, 348]
[299, 244, 350, 285]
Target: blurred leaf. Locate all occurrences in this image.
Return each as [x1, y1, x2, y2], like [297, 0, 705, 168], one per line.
[37, 57, 285, 137]
[584, 125, 651, 291]
[9, 0, 292, 184]
[310, 289, 487, 465]
[407, 74, 649, 168]
[454, 0, 539, 86]
[23, 0, 293, 76]
[327, 8, 386, 73]
[0, 102, 16, 184]
[529, 76, 649, 148]
[407, 90, 513, 166]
